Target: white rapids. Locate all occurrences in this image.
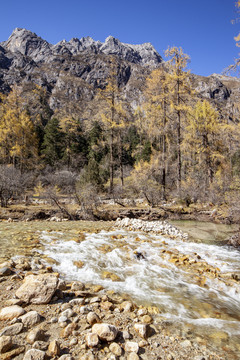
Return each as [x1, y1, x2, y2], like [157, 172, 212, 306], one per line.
[39, 224, 240, 336]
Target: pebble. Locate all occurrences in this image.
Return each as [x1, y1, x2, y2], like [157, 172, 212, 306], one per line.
[92, 323, 118, 341]
[20, 311, 41, 327]
[60, 322, 77, 338]
[0, 305, 25, 321]
[87, 311, 100, 325]
[85, 332, 99, 347]
[23, 349, 46, 360]
[59, 315, 68, 323]
[26, 328, 45, 344]
[127, 353, 140, 360]
[0, 335, 12, 353]
[109, 342, 122, 356]
[125, 341, 139, 353]
[48, 339, 61, 356]
[0, 322, 23, 336]
[134, 323, 148, 338]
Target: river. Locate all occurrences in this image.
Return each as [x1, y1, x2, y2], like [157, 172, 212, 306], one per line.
[0, 220, 239, 357]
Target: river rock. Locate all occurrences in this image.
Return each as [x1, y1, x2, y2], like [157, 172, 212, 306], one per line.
[0, 322, 23, 336]
[92, 323, 118, 341]
[60, 322, 77, 338]
[125, 341, 139, 353]
[87, 312, 100, 325]
[58, 355, 73, 360]
[121, 301, 134, 312]
[0, 268, 13, 276]
[127, 353, 140, 360]
[48, 339, 60, 356]
[0, 336, 12, 353]
[26, 329, 45, 344]
[134, 323, 148, 339]
[23, 349, 46, 360]
[15, 273, 58, 304]
[109, 342, 122, 356]
[0, 346, 25, 359]
[0, 305, 25, 320]
[69, 298, 84, 306]
[32, 341, 49, 351]
[20, 311, 41, 327]
[85, 333, 99, 347]
[71, 281, 85, 291]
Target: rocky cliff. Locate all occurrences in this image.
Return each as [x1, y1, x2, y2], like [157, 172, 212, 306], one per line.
[0, 28, 239, 117]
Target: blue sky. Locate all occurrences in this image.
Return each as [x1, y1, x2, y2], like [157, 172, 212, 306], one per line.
[0, 0, 238, 76]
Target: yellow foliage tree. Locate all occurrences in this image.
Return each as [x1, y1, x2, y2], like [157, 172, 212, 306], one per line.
[183, 100, 224, 194]
[0, 87, 38, 171]
[143, 67, 171, 199]
[98, 57, 128, 192]
[165, 46, 193, 193]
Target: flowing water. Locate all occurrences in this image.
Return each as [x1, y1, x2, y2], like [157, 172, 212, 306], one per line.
[0, 220, 240, 356]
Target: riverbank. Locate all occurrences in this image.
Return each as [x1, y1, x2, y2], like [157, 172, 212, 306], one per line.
[0, 257, 228, 360]
[0, 200, 237, 225]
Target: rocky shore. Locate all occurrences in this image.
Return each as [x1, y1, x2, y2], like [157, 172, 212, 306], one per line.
[0, 257, 227, 360]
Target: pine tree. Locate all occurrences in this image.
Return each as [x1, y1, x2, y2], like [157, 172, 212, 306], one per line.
[41, 118, 64, 166]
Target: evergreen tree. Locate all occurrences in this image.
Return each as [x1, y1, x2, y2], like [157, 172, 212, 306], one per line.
[41, 118, 64, 166]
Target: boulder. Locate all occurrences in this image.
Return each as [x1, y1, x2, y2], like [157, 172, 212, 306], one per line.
[16, 274, 58, 304]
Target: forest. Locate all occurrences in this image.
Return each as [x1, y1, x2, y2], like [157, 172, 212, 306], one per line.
[0, 45, 239, 221]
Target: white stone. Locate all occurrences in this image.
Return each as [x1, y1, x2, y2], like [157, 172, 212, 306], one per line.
[23, 349, 45, 360]
[20, 311, 41, 327]
[125, 341, 139, 353]
[92, 323, 118, 341]
[16, 273, 58, 304]
[0, 305, 25, 321]
[85, 333, 99, 347]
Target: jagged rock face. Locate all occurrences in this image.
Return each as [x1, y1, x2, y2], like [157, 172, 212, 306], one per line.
[0, 28, 239, 115]
[1, 28, 162, 67]
[195, 75, 231, 101]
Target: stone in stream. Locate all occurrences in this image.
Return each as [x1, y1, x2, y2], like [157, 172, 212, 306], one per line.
[15, 273, 58, 304]
[0, 305, 25, 320]
[92, 323, 118, 341]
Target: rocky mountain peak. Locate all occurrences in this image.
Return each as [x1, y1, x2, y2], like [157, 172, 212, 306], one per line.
[2, 28, 52, 62]
[1, 29, 162, 67]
